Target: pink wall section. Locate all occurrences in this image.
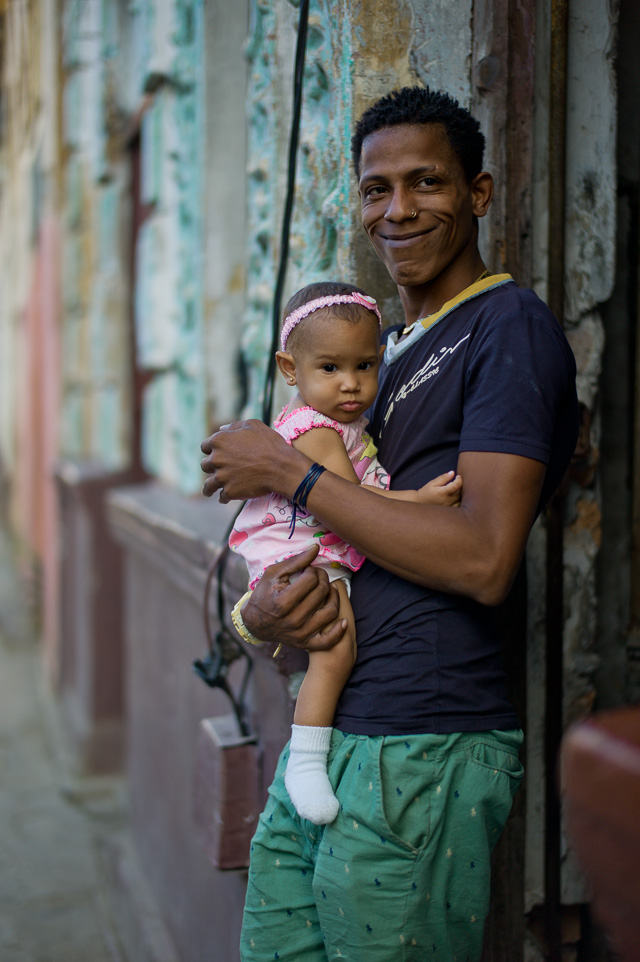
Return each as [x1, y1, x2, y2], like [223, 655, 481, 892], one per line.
[15, 216, 62, 683]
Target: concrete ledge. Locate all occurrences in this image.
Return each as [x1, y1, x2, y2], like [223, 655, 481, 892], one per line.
[106, 483, 247, 606]
[106, 482, 308, 678]
[54, 460, 147, 773]
[104, 481, 297, 962]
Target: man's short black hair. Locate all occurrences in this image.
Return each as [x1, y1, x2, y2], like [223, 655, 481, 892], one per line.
[351, 86, 485, 184]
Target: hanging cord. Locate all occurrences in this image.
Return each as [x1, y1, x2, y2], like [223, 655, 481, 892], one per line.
[261, 0, 310, 425]
[194, 0, 310, 729]
[192, 515, 253, 737]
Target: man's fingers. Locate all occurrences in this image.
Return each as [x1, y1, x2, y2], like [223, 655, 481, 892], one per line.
[201, 474, 221, 498]
[270, 544, 320, 579]
[287, 580, 337, 629]
[267, 560, 334, 621]
[245, 569, 339, 644]
[258, 571, 333, 627]
[200, 420, 248, 456]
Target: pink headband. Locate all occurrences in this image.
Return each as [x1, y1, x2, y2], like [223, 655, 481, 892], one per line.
[280, 291, 382, 351]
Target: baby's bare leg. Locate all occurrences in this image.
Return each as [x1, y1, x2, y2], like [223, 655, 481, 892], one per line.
[294, 578, 356, 727]
[285, 578, 356, 825]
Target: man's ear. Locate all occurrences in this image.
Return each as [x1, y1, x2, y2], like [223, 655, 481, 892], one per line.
[276, 351, 297, 385]
[471, 171, 494, 218]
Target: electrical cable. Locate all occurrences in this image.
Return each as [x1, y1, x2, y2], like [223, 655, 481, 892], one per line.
[261, 0, 310, 426]
[194, 0, 311, 727]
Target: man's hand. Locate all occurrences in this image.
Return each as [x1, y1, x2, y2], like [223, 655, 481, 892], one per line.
[200, 419, 303, 502]
[243, 545, 348, 651]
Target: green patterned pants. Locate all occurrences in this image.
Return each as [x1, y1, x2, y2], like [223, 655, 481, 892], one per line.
[240, 728, 523, 962]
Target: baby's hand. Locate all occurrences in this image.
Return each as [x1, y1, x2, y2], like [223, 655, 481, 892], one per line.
[416, 470, 462, 506]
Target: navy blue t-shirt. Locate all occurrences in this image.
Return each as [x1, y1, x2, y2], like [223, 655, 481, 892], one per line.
[333, 279, 579, 736]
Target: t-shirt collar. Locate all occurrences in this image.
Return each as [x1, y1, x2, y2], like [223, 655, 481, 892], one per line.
[385, 273, 514, 366]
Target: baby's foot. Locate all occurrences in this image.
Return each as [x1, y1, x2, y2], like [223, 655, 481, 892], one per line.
[285, 725, 339, 825]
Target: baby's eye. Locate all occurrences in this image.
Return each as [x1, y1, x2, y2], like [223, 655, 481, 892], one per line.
[357, 361, 373, 370]
[322, 363, 337, 373]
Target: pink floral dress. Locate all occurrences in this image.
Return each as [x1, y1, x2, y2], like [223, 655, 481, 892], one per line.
[229, 406, 390, 589]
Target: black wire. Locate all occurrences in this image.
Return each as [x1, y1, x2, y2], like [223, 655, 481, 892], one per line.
[194, 2, 311, 730]
[261, 0, 310, 425]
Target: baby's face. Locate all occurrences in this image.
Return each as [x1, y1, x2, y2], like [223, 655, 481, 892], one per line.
[292, 310, 383, 423]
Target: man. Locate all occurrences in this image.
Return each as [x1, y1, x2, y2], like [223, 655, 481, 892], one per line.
[201, 87, 578, 961]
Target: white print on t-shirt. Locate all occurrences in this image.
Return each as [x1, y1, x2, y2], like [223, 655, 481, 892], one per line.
[382, 333, 471, 436]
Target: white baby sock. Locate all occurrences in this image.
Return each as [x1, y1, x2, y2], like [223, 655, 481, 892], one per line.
[284, 724, 340, 825]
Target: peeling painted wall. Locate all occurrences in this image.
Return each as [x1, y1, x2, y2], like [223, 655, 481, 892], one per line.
[526, 0, 619, 924]
[201, 0, 250, 429]
[60, 0, 132, 471]
[239, 0, 482, 415]
[132, 0, 208, 492]
[0, 0, 64, 676]
[241, 0, 362, 417]
[58, 0, 211, 493]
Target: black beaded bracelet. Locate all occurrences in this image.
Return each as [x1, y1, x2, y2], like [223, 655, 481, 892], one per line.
[288, 462, 326, 539]
[292, 462, 326, 509]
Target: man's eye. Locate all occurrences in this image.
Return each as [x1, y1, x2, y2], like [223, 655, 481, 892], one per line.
[418, 176, 438, 187]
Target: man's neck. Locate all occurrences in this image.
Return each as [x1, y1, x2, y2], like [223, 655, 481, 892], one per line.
[398, 254, 488, 327]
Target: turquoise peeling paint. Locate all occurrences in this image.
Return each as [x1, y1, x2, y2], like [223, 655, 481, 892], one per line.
[60, 0, 207, 490]
[134, 0, 207, 492]
[242, 0, 281, 417]
[241, 0, 356, 419]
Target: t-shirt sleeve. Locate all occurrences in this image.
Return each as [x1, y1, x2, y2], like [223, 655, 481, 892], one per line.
[275, 407, 345, 444]
[459, 303, 576, 465]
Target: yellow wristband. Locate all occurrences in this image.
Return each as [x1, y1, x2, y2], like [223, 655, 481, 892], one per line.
[230, 590, 282, 658]
[231, 591, 263, 646]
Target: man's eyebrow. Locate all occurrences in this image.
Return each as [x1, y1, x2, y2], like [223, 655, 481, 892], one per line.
[359, 164, 441, 185]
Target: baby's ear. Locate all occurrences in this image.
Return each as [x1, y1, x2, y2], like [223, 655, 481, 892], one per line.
[379, 344, 385, 361]
[276, 351, 297, 385]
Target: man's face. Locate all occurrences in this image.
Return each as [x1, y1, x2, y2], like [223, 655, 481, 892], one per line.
[358, 123, 489, 294]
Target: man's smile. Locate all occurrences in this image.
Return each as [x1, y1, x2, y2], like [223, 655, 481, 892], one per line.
[376, 226, 437, 247]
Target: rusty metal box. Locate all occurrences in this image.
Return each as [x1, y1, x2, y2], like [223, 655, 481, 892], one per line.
[193, 714, 261, 870]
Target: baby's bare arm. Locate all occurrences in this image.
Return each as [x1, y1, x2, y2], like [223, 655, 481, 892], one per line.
[292, 424, 462, 506]
[368, 470, 462, 505]
[292, 427, 361, 483]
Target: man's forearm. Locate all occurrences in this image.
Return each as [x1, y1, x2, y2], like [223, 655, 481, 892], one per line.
[200, 422, 545, 606]
[293, 450, 546, 606]
[304, 474, 482, 593]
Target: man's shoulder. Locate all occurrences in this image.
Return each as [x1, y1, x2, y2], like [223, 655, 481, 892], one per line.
[476, 279, 552, 318]
[472, 281, 568, 342]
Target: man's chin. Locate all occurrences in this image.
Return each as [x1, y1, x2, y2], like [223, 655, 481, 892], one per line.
[387, 264, 436, 289]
